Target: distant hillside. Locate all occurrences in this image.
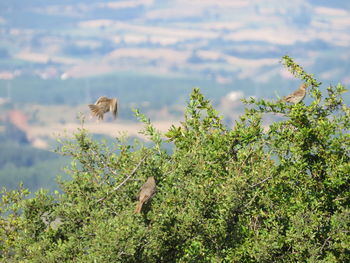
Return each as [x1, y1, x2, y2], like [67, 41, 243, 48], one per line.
[0, 0, 349, 87]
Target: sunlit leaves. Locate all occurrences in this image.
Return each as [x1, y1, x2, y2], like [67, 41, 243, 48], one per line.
[1, 56, 349, 262]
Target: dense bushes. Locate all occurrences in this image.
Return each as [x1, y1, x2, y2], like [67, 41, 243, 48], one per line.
[0, 56, 349, 262]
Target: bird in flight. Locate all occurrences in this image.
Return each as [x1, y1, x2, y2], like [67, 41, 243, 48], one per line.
[282, 83, 309, 104]
[135, 176, 156, 214]
[88, 96, 118, 120]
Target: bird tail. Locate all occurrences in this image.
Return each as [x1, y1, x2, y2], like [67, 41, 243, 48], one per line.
[111, 98, 118, 119]
[88, 104, 104, 120]
[134, 201, 143, 213]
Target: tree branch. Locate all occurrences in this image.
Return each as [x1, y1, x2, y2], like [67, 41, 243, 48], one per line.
[249, 176, 272, 188]
[113, 155, 148, 191]
[96, 155, 148, 203]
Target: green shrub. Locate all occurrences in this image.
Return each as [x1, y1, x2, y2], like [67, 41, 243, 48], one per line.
[1, 56, 349, 262]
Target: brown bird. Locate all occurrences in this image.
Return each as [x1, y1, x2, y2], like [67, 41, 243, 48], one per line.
[134, 176, 156, 214]
[88, 96, 118, 120]
[282, 83, 309, 104]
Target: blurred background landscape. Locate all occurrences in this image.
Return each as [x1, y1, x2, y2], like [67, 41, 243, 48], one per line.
[0, 0, 349, 192]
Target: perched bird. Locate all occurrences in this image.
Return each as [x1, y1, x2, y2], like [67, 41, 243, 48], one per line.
[88, 96, 118, 120]
[282, 83, 308, 104]
[134, 176, 156, 214]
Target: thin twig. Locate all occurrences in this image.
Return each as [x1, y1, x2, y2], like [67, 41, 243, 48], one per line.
[235, 147, 254, 176]
[319, 236, 331, 254]
[249, 176, 272, 188]
[96, 155, 147, 203]
[243, 191, 259, 208]
[113, 155, 148, 191]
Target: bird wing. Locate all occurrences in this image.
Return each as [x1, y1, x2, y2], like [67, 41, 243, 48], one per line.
[283, 84, 307, 102]
[139, 192, 152, 203]
[283, 93, 294, 102]
[110, 98, 118, 119]
[95, 96, 109, 105]
[134, 188, 151, 214]
[88, 104, 104, 120]
[283, 89, 301, 102]
[135, 177, 156, 213]
[138, 177, 156, 202]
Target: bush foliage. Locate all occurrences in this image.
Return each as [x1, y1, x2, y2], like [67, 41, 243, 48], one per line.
[1, 56, 349, 262]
